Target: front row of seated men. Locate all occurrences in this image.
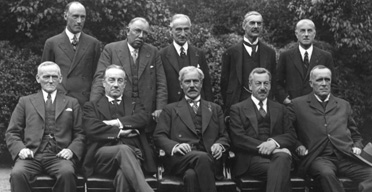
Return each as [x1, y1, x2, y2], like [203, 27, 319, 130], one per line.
[5, 61, 372, 192]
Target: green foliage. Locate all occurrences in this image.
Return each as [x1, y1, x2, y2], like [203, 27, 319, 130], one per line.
[0, 41, 40, 163]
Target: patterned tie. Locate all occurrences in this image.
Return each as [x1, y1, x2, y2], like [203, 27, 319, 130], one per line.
[304, 51, 309, 70]
[71, 34, 78, 51]
[132, 49, 138, 63]
[180, 46, 186, 58]
[187, 99, 199, 114]
[258, 101, 266, 117]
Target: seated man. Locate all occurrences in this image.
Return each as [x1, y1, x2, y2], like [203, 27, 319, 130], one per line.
[229, 67, 296, 192]
[5, 61, 85, 192]
[154, 66, 230, 192]
[288, 65, 372, 192]
[83, 65, 156, 192]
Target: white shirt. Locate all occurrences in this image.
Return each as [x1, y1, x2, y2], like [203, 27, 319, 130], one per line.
[127, 43, 138, 58]
[65, 28, 81, 44]
[42, 90, 57, 103]
[185, 95, 200, 108]
[314, 94, 330, 103]
[298, 44, 313, 62]
[243, 36, 259, 56]
[173, 41, 189, 56]
[251, 95, 267, 113]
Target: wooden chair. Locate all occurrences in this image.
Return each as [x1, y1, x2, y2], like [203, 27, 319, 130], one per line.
[31, 173, 85, 192]
[308, 176, 358, 192]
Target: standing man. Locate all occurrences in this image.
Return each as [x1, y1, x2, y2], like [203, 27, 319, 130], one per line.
[288, 65, 372, 192]
[90, 17, 167, 134]
[42, 1, 101, 106]
[221, 11, 276, 116]
[229, 68, 296, 192]
[154, 66, 230, 192]
[83, 65, 156, 192]
[6, 61, 85, 192]
[160, 14, 213, 103]
[276, 19, 335, 105]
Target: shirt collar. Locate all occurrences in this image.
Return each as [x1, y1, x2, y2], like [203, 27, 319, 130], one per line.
[127, 43, 138, 54]
[173, 41, 188, 56]
[298, 44, 313, 59]
[314, 94, 330, 102]
[105, 95, 123, 104]
[243, 36, 258, 45]
[185, 95, 201, 105]
[65, 28, 81, 43]
[42, 90, 57, 103]
[251, 95, 267, 110]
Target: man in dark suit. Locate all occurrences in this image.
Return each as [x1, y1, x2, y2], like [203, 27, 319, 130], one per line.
[160, 14, 213, 103]
[154, 66, 230, 192]
[42, 1, 101, 106]
[229, 67, 296, 192]
[83, 65, 156, 192]
[221, 11, 276, 116]
[90, 17, 167, 133]
[276, 19, 335, 104]
[288, 65, 372, 192]
[5, 61, 85, 192]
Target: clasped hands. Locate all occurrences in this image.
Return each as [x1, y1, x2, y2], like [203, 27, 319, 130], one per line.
[19, 148, 73, 160]
[257, 140, 291, 156]
[174, 143, 224, 159]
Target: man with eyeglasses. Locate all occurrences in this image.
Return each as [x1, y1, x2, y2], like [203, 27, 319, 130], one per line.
[160, 14, 213, 104]
[6, 61, 85, 192]
[229, 67, 296, 192]
[91, 17, 167, 136]
[276, 19, 335, 105]
[221, 11, 276, 117]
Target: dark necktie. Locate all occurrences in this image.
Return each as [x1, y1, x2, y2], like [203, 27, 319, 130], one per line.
[71, 34, 78, 51]
[46, 93, 53, 112]
[187, 99, 199, 114]
[243, 41, 257, 56]
[258, 101, 266, 117]
[304, 51, 309, 70]
[180, 46, 186, 58]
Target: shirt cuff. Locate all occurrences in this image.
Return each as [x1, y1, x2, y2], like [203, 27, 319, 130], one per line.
[171, 144, 180, 156]
[268, 138, 280, 148]
[217, 143, 226, 152]
[117, 119, 123, 129]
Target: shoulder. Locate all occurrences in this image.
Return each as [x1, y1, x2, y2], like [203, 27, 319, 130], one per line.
[231, 99, 249, 110]
[81, 33, 100, 43]
[60, 94, 79, 104]
[225, 41, 242, 52]
[45, 32, 64, 43]
[291, 94, 309, 105]
[159, 44, 172, 54]
[314, 46, 332, 57]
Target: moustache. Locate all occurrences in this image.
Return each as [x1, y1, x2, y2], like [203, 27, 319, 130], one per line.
[258, 90, 267, 94]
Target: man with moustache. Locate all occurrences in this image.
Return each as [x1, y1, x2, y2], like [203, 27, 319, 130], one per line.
[90, 17, 167, 134]
[277, 19, 335, 105]
[288, 65, 372, 192]
[154, 66, 229, 192]
[6, 61, 85, 192]
[221, 11, 276, 116]
[42, 1, 101, 106]
[160, 14, 213, 103]
[229, 68, 296, 192]
[83, 65, 156, 192]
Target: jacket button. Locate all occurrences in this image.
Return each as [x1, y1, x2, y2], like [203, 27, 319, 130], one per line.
[177, 92, 181, 95]
[178, 134, 182, 137]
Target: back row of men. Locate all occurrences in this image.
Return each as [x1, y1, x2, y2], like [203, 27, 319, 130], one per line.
[5, 1, 372, 192]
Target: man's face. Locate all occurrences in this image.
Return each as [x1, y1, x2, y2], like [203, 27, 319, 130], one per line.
[103, 68, 126, 98]
[64, 3, 86, 34]
[310, 68, 331, 99]
[295, 21, 316, 48]
[180, 70, 202, 99]
[171, 17, 191, 45]
[36, 65, 62, 93]
[127, 20, 150, 49]
[249, 73, 271, 101]
[243, 15, 263, 41]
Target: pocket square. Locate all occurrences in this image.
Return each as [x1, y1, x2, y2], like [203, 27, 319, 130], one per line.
[150, 65, 154, 68]
[65, 108, 73, 112]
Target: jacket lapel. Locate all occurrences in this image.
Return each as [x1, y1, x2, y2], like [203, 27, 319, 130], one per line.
[325, 95, 337, 114]
[305, 47, 321, 80]
[138, 44, 151, 79]
[68, 33, 89, 76]
[268, 100, 278, 135]
[176, 99, 197, 135]
[57, 32, 74, 62]
[188, 46, 200, 68]
[116, 40, 132, 82]
[97, 97, 113, 120]
[201, 100, 212, 133]
[166, 45, 180, 73]
[235, 42, 244, 85]
[290, 47, 305, 79]
[308, 94, 324, 114]
[244, 99, 259, 135]
[259, 41, 268, 68]
[30, 91, 46, 121]
[123, 95, 135, 115]
[55, 93, 68, 119]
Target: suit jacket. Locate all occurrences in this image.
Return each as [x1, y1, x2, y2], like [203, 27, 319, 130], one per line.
[288, 93, 363, 175]
[42, 31, 101, 106]
[153, 98, 229, 157]
[160, 44, 213, 103]
[82, 95, 156, 177]
[276, 45, 335, 103]
[5, 91, 85, 162]
[90, 40, 167, 116]
[228, 98, 296, 176]
[221, 40, 276, 115]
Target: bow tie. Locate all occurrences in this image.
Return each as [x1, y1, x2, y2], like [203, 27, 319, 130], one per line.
[243, 41, 257, 47]
[186, 98, 199, 105]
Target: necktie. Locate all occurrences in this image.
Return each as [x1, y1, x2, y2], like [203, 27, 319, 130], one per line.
[187, 99, 199, 114]
[46, 93, 53, 113]
[180, 46, 186, 58]
[71, 34, 78, 51]
[243, 41, 257, 56]
[258, 101, 266, 117]
[304, 51, 309, 70]
[132, 49, 138, 63]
